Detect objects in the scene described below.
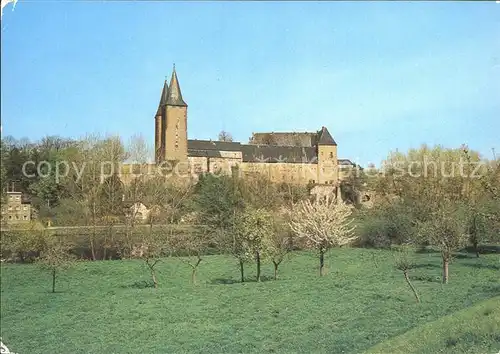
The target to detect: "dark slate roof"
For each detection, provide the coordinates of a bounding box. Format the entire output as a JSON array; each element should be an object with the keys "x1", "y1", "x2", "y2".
[
  {"x1": 241, "y1": 144, "x2": 317, "y2": 164},
  {"x1": 166, "y1": 67, "x2": 187, "y2": 107},
  {"x1": 188, "y1": 149, "x2": 224, "y2": 158},
  {"x1": 188, "y1": 140, "x2": 242, "y2": 152},
  {"x1": 250, "y1": 132, "x2": 317, "y2": 147},
  {"x1": 338, "y1": 159, "x2": 355, "y2": 166},
  {"x1": 317, "y1": 127, "x2": 337, "y2": 146},
  {"x1": 155, "y1": 80, "x2": 168, "y2": 116}
]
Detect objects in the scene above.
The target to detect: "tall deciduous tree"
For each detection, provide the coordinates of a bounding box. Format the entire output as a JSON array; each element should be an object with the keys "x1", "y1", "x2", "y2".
[
  {"x1": 234, "y1": 207, "x2": 274, "y2": 282},
  {"x1": 417, "y1": 202, "x2": 468, "y2": 284},
  {"x1": 194, "y1": 172, "x2": 247, "y2": 281},
  {"x1": 289, "y1": 199, "x2": 356, "y2": 276},
  {"x1": 77, "y1": 134, "x2": 127, "y2": 260}
]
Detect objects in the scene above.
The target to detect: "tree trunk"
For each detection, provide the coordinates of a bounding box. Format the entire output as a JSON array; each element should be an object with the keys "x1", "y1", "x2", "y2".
[
  {"x1": 403, "y1": 270, "x2": 420, "y2": 303},
  {"x1": 256, "y1": 251, "x2": 261, "y2": 282},
  {"x1": 239, "y1": 259, "x2": 245, "y2": 283},
  {"x1": 471, "y1": 215, "x2": 480, "y2": 258},
  {"x1": 473, "y1": 239, "x2": 480, "y2": 258},
  {"x1": 442, "y1": 256, "x2": 449, "y2": 284},
  {"x1": 191, "y1": 268, "x2": 197, "y2": 284},
  {"x1": 91, "y1": 201, "x2": 97, "y2": 261},
  {"x1": 191, "y1": 257, "x2": 202, "y2": 284},
  {"x1": 52, "y1": 268, "x2": 56, "y2": 293},
  {"x1": 90, "y1": 233, "x2": 96, "y2": 261},
  {"x1": 103, "y1": 232, "x2": 108, "y2": 261},
  {"x1": 319, "y1": 249, "x2": 325, "y2": 276},
  {"x1": 273, "y1": 261, "x2": 279, "y2": 280},
  {"x1": 151, "y1": 269, "x2": 158, "y2": 288}
]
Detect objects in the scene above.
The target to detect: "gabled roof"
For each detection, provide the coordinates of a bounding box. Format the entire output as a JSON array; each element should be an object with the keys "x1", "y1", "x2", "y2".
[
  {"x1": 317, "y1": 126, "x2": 337, "y2": 146},
  {"x1": 250, "y1": 132, "x2": 318, "y2": 147},
  {"x1": 166, "y1": 66, "x2": 187, "y2": 107},
  {"x1": 241, "y1": 144, "x2": 317, "y2": 164},
  {"x1": 188, "y1": 139, "x2": 241, "y2": 152}
]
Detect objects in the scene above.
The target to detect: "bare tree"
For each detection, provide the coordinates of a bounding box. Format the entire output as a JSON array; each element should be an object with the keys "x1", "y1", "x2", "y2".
[
  {"x1": 134, "y1": 229, "x2": 164, "y2": 289},
  {"x1": 123, "y1": 134, "x2": 152, "y2": 257},
  {"x1": 418, "y1": 203, "x2": 468, "y2": 284},
  {"x1": 169, "y1": 231, "x2": 209, "y2": 284},
  {"x1": 218, "y1": 130, "x2": 233, "y2": 142},
  {"x1": 37, "y1": 234, "x2": 75, "y2": 293},
  {"x1": 289, "y1": 199, "x2": 356, "y2": 276},
  {"x1": 76, "y1": 134, "x2": 127, "y2": 260},
  {"x1": 393, "y1": 245, "x2": 420, "y2": 303},
  {"x1": 268, "y1": 211, "x2": 294, "y2": 280}
]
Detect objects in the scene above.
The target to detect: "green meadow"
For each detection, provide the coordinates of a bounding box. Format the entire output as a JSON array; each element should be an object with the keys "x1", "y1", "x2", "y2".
[{"x1": 1, "y1": 248, "x2": 499, "y2": 354}]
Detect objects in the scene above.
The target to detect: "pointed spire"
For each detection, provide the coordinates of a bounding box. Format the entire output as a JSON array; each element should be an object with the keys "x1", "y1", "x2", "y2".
[
  {"x1": 317, "y1": 126, "x2": 337, "y2": 146},
  {"x1": 166, "y1": 64, "x2": 187, "y2": 107},
  {"x1": 155, "y1": 80, "x2": 168, "y2": 116}
]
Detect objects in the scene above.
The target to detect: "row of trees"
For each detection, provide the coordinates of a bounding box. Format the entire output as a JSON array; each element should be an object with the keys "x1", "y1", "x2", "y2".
[
  {"x1": 2, "y1": 172, "x2": 357, "y2": 291},
  {"x1": 2, "y1": 134, "x2": 499, "y2": 289},
  {"x1": 357, "y1": 145, "x2": 500, "y2": 284}
]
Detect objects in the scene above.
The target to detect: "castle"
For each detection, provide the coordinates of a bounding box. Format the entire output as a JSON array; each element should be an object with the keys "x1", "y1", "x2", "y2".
[{"x1": 125, "y1": 67, "x2": 358, "y2": 198}]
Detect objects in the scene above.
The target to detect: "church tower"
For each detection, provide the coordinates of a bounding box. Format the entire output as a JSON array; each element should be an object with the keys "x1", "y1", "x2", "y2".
[
  {"x1": 154, "y1": 80, "x2": 168, "y2": 163},
  {"x1": 316, "y1": 126, "x2": 338, "y2": 185},
  {"x1": 154, "y1": 66, "x2": 188, "y2": 166}
]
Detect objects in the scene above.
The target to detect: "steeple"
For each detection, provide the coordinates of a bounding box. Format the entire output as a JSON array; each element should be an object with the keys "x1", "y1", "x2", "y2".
[
  {"x1": 166, "y1": 64, "x2": 187, "y2": 107},
  {"x1": 155, "y1": 80, "x2": 168, "y2": 116}
]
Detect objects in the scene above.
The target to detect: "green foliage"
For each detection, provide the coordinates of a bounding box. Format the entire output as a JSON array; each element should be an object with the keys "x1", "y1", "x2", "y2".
[
  {"x1": 340, "y1": 167, "x2": 368, "y2": 207},
  {"x1": 357, "y1": 201, "x2": 415, "y2": 248},
  {"x1": 1, "y1": 222, "x2": 47, "y2": 262},
  {"x1": 234, "y1": 207, "x2": 274, "y2": 258},
  {"x1": 194, "y1": 173, "x2": 243, "y2": 230}
]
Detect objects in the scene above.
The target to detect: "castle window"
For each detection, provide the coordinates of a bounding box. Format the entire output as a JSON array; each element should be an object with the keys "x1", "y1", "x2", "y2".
[{"x1": 330, "y1": 152, "x2": 333, "y2": 158}]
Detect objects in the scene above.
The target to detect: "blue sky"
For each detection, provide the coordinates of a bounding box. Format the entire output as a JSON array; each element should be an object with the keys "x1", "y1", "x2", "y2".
[{"x1": 1, "y1": 1, "x2": 499, "y2": 166}]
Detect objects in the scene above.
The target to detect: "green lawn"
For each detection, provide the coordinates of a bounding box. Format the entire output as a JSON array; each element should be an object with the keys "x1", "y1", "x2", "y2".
[
  {"x1": 1, "y1": 248, "x2": 499, "y2": 353},
  {"x1": 366, "y1": 295, "x2": 500, "y2": 354}
]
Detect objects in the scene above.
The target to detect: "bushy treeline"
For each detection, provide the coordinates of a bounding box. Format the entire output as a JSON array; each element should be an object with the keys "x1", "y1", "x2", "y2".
[
  {"x1": 356, "y1": 145, "x2": 500, "y2": 283},
  {"x1": 1, "y1": 135, "x2": 499, "y2": 286}
]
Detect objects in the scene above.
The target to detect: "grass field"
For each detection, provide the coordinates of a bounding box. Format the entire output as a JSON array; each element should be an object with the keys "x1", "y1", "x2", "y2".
[{"x1": 1, "y1": 248, "x2": 499, "y2": 353}]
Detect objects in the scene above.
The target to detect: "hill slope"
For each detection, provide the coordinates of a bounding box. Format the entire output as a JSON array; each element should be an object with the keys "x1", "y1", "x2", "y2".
[{"x1": 366, "y1": 296, "x2": 500, "y2": 354}]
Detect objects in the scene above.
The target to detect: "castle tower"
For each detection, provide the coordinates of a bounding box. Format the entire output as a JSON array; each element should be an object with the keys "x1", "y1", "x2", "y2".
[
  {"x1": 316, "y1": 126, "x2": 338, "y2": 185},
  {"x1": 154, "y1": 80, "x2": 168, "y2": 163},
  {"x1": 164, "y1": 65, "x2": 188, "y2": 166}
]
